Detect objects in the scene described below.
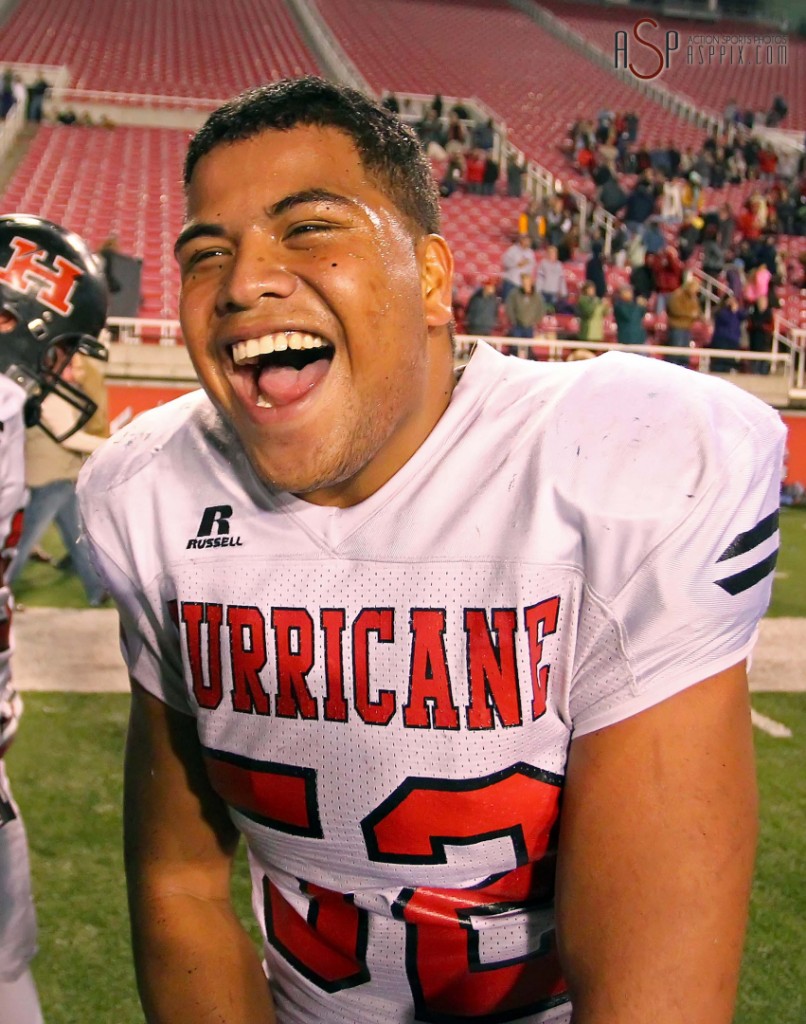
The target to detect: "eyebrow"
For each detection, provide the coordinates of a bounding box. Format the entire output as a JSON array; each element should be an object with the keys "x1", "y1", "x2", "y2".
[{"x1": 174, "y1": 189, "x2": 359, "y2": 256}]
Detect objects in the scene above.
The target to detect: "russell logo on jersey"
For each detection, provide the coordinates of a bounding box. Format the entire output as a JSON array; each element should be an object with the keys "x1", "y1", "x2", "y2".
[{"x1": 186, "y1": 505, "x2": 244, "y2": 550}]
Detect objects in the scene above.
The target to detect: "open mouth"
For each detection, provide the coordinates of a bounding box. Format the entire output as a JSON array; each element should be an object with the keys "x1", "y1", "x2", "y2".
[{"x1": 230, "y1": 331, "x2": 334, "y2": 409}]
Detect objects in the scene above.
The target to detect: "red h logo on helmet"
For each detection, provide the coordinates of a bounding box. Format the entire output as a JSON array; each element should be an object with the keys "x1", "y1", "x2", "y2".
[{"x1": 0, "y1": 236, "x2": 84, "y2": 316}]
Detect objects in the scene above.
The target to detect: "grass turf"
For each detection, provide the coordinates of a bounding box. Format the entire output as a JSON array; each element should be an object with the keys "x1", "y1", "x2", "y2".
[{"x1": 4, "y1": 691, "x2": 804, "y2": 1024}]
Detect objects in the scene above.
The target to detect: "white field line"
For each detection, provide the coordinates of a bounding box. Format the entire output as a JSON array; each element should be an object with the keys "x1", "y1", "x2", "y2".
[{"x1": 750, "y1": 708, "x2": 793, "y2": 739}]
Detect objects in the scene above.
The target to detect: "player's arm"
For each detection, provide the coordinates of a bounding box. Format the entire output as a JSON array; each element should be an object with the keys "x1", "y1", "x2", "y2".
[
  {"x1": 554, "y1": 661, "x2": 757, "y2": 1024},
  {"x1": 124, "y1": 680, "x2": 276, "y2": 1024}
]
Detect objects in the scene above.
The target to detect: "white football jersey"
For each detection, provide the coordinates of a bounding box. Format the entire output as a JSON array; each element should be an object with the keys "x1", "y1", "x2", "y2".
[
  {"x1": 78, "y1": 343, "x2": 785, "y2": 1023},
  {"x1": 0, "y1": 375, "x2": 26, "y2": 753}
]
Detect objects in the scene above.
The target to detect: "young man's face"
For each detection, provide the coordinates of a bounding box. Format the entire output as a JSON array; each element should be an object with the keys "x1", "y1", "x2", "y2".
[{"x1": 177, "y1": 124, "x2": 453, "y2": 507}]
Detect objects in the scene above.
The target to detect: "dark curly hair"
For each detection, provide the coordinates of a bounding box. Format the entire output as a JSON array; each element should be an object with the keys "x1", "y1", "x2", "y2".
[{"x1": 184, "y1": 77, "x2": 441, "y2": 236}]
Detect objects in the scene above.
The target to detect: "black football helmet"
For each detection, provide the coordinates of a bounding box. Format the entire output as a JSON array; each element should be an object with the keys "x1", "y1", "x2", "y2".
[{"x1": 0, "y1": 214, "x2": 108, "y2": 441}]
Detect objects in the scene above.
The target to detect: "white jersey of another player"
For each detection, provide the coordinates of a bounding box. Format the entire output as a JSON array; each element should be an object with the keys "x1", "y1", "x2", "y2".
[
  {"x1": 0, "y1": 373, "x2": 26, "y2": 755},
  {"x1": 0, "y1": 372, "x2": 38, "y2": 997},
  {"x1": 79, "y1": 343, "x2": 785, "y2": 1023}
]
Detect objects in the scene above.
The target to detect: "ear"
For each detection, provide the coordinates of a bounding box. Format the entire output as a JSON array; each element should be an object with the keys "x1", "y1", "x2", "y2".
[{"x1": 418, "y1": 234, "x2": 454, "y2": 328}]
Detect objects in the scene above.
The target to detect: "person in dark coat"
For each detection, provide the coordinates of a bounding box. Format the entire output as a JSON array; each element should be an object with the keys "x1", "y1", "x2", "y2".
[
  {"x1": 585, "y1": 242, "x2": 607, "y2": 299},
  {"x1": 710, "y1": 295, "x2": 746, "y2": 372},
  {"x1": 613, "y1": 286, "x2": 647, "y2": 345},
  {"x1": 746, "y1": 295, "x2": 775, "y2": 374},
  {"x1": 465, "y1": 279, "x2": 501, "y2": 336}
]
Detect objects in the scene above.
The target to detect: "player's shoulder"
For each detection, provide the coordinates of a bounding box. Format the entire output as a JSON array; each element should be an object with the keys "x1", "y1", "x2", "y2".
[
  {"x1": 0, "y1": 373, "x2": 26, "y2": 423},
  {"x1": 493, "y1": 347, "x2": 783, "y2": 450},
  {"x1": 477, "y1": 346, "x2": 784, "y2": 520},
  {"x1": 78, "y1": 388, "x2": 221, "y2": 496}
]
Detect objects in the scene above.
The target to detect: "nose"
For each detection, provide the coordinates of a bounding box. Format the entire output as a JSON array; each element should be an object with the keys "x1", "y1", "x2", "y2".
[{"x1": 215, "y1": 233, "x2": 297, "y2": 315}]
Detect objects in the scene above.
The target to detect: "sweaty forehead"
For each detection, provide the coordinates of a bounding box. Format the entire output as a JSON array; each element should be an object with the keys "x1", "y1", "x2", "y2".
[{"x1": 186, "y1": 125, "x2": 385, "y2": 216}]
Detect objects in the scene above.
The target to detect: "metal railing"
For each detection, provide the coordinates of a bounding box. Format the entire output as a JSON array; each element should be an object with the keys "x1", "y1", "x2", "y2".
[
  {"x1": 773, "y1": 315, "x2": 806, "y2": 393},
  {"x1": 456, "y1": 333, "x2": 791, "y2": 376}
]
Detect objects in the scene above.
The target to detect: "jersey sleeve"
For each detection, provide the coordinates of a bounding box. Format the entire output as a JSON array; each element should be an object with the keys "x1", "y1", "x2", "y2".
[
  {"x1": 82, "y1": 530, "x2": 190, "y2": 715},
  {"x1": 77, "y1": 435, "x2": 192, "y2": 716},
  {"x1": 568, "y1": 392, "x2": 786, "y2": 738},
  {"x1": 0, "y1": 390, "x2": 27, "y2": 749}
]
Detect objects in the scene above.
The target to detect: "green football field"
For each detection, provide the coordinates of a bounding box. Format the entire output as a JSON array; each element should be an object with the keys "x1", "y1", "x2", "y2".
[{"x1": 6, "y1": 509, "x2": 806, "y2": 1023}]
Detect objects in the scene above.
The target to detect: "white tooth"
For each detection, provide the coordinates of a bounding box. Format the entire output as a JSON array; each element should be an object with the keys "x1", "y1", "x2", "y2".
[
  {"x1": 256, "y1": 394, "x2": 274, "y2": 408},
  {"x1": 247, "y1": 338, "x2": 262, "y2": 359},
  {"x1": 287, "y1": 332, "x2": 303, "y2": 350},
  {"x1": 273, "y1": 334, "x2": 288, "y2": 352},
  {"x1": 310, "y1": 336, "x2": 325, "y2": 349},
  {"x1": 301, "y1": 333, "x2": 315, "y2": 349}
]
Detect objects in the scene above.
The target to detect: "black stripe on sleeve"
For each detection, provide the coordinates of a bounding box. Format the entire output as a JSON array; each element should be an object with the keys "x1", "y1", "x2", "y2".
[
  {"x1": 715, "y1": 549, "x2": 779, "y2": 596},
  {"x1": 717, "y1": 510, "x2": 779, "y2": 563}
]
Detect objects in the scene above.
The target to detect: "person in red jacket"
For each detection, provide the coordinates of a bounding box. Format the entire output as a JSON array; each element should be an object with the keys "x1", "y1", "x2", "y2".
[{"x1": 648, "y1": 245, "x2": 684, "y2": 315}]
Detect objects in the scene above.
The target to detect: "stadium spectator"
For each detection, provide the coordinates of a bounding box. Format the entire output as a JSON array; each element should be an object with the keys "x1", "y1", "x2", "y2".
[
  {"x1": 702, "y1": 231, "x2": 726, "y2": 280},
  {"x1": 648, "y1": 245, "x2": 684, "y2": 315},
  {"x1": 472, "y1": 117, "x2": 494, "y2": 153},
  {"x1": 535, "y1": 245, "x2": 568, "y2": 309},
  {"x1": 613, "y1": 285, "x2": 647, "y2": 346},
  {"x1": 464, "y1": 279, "x2": 500, "y2": 336},
  {"x1": 518, "y1": 198, "x2": 545, "y2": 249},
  {"x1": 438, "y1": 151, "x2": 465, "y2": 197},
  {"x1": 481, "y1": 153, "x2": 499, "y2": 195},
  {"x1": 630, "y1": 255, "x2": 655, "y2": 303},
  {"x1": 597, "y1": 175, "x2": 627, "y2": 218},
  {"x1": 584, "y1": 241, "x2": 607, "y2": 298},
  {"x1": 709, "y1": 295, "x2": 746, "y2": 373},
  {"x1": 505, "y1": 272, "x2": 545, "y2": 338},
  {"x1": 0, "y1": 70, "x2": 13, "y2": 119},
  {"x1": 660, "y1": 178, "x2": 683, "y2": 223},
  {"x1": 747, "y1": 296, "x2": 775, "y2": 374},
  {"x1": 505, "y1": 153, "x2": 523, "y2": 197},
  {"x1": 500, "y1": 233, "x2": 536, "y2": 299},
  {"x1": 716, "y1": 203, "x2": 736, "y2": 250},
  {"x1": 744, "y1": 264, "x2": 772, "y2": 305},
  {"x1": 576, "y1": 282, "x2": 608, "y2": 342},
  {"x1": 25, "y1": 74, "x2": 49, "y2": 122},
  {"x1": 665, "y1": 277, "x2": 702, "y2": 365},
  {"x1": 445, "y1": 110, "x2": 466, "y2": 154},
  {"x1": 641, "y1": 217, "x2": 665, "y2": 256},
  {"x1": 381, "y1": 91, "x2": 400, "y2": 114},
  {"x1": 9, "y1": 356, "x2": 109, "y2": 605},
  {"x1": 464, "y1": 150, "x2": 485, "y2": 194},
  {"x1": 415, "y1": 108, "x2": 446, "y2": 160},
  {"x1": 623, "y1": 175, "x2": 656, "y2": 236}
]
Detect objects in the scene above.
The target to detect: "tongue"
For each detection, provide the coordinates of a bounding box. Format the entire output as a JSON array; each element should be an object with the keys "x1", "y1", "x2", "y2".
[{"x1": 257, "y1": 357, "x2": 331, "y2": 407}]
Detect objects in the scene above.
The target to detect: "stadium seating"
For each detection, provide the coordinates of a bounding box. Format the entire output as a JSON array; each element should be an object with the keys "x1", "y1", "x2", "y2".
[
  {"x1": 1, "y1": 124, "x2": 186, "y2": 318},
  {"x1": 0, "y1": 0, "x2": 320, "y2": 98},
  {"x1": 313, "y1": 0, "x2": 704, "y2": 188}
]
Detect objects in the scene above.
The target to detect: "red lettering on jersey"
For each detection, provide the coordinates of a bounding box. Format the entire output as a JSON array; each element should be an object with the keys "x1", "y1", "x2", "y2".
[
  {"x1": 352, "y1": 608, "x2": 396, "y2": 725},
  {"x1": 321, "y1": 609, "x2": 348, "y2": 722},
  {"x1": 272, "y1": 608, "x2": 318, "y2": 719},
  {"x1": 0, "y1": 507, "x2": 24, "y2": 579},
  {"x1": 227, "y1": 605, "x2": 270, "y2": 715},
  {"x1": 363, "y1": 766, "x2": 567, "y2": 1019},
  {"x1": 523, "y1": 597, "x2": 560, "y2": 720},
  {"x1": 202, "y1": 749, "x2": 322, "y2": 837},
  {"x1": 263, "y1": 878, "x2": 370, "y2": 992},
  {"x1": 0, "y1": 237, "x2": 83, "y2": 316},
  {"x1": 181, "y1": 601, "x2": 224, "y2": 709},
  {"x1": 404, "y1": 608, "x2": 459, "y2": 729},
  {"x1": 465, "y1": 608, "x2": 521, "y2": 729}
]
